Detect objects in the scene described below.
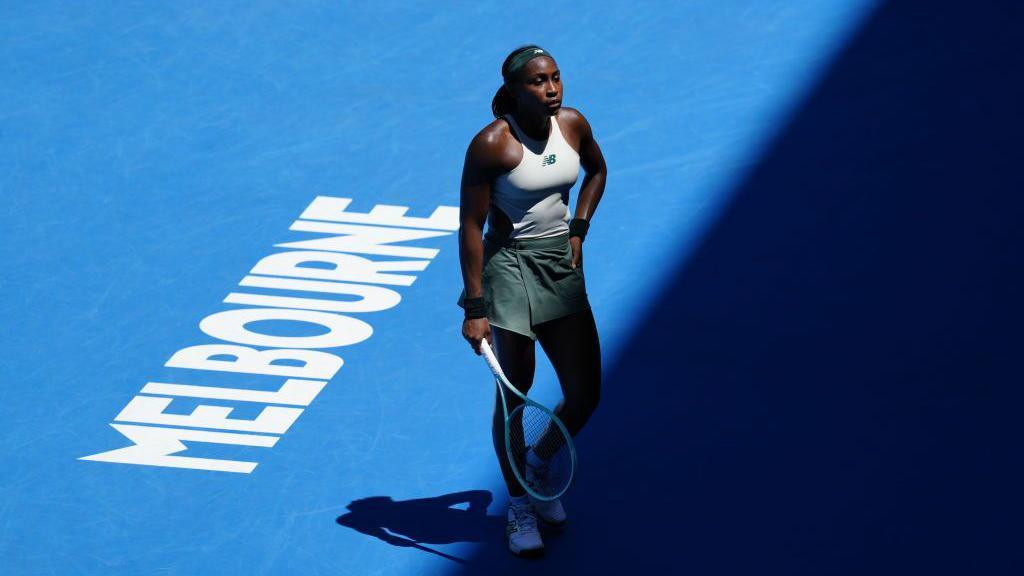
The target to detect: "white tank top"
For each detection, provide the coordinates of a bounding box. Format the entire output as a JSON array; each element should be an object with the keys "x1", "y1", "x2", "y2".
[{"x1": 489, "y1": 112, "x2": 581, "y2": 239}]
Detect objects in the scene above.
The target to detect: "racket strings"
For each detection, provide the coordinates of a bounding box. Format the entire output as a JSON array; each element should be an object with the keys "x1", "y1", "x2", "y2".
[{"x1": 507, "y1": 404, "x2": 573, "y2": 499}]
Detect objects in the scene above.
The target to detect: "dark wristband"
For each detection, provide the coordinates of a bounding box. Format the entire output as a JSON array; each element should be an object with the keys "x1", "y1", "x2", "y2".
[
  {"x1": 569, "y1": 218, "x2": 590, "y2": 241},
  {"x1": 461, "y1": 296, "x2": 487, "y2": 319}
]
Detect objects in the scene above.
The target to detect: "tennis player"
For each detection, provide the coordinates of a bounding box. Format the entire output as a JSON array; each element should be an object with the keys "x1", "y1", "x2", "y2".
[{"x1": 456, "y1": 44, "x2": 606, "y2": 557}]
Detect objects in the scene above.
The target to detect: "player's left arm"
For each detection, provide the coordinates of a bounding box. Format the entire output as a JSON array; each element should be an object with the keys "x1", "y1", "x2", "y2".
[{"x1": 564, "y1": 107, "x2": 607, "y2": 267}]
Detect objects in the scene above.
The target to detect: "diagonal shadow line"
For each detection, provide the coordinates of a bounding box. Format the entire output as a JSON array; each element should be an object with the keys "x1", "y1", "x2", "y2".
[{"x1": 444, "y1": 1, "x2": 1024, "y2": 574}]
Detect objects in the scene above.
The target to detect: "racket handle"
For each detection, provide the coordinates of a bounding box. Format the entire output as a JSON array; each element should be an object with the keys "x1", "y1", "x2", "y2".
[{"x1": 479, "y1": 339, "x2": 505, "y2": 379}]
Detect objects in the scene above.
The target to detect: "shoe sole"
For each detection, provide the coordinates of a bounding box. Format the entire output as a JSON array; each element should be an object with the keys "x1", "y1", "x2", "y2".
[
  {"x1": 508, "y1": 544, "x2": 545, "y2": 559},
  {"x1": 540, "y1": 517, "x2": 567, "y2": 530}
]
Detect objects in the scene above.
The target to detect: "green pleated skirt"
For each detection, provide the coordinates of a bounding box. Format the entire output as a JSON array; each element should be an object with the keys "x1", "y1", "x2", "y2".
[{"x1": 457, "y1": 231, "x2": 591, "y2": 341}]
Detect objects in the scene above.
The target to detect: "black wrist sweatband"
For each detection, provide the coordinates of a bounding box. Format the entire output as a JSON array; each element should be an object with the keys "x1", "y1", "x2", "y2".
[
  {"x1": 461, "y1": 296, "x2": 487, "y2": 319},
  {"x1": 569, "y1": 218, "x2": 590, "y2": 241}
]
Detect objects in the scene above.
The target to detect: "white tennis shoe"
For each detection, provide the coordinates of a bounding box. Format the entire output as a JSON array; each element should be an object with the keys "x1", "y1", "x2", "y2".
[
  {"x1": 528, "y1": 493, "x2": 567, "y2": 528},
  {"x1": 506, "y1": 499, "x2": 544, "y2": 557}
]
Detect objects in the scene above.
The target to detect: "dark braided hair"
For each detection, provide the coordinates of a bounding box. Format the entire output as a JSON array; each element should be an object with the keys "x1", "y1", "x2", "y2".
[{"x1": 491, "y1": 44, "x2": 551, "y2": 118}]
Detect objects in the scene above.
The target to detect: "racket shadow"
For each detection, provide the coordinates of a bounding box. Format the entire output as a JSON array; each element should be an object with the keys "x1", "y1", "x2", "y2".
[{"x1": 335, "y1": 490, "x2": 506, "y2": 562}]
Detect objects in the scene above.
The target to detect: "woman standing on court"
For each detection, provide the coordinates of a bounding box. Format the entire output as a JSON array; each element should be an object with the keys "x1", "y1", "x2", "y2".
[{"x1": 456, "y1": 44, "x2": 607, "y2": 558}]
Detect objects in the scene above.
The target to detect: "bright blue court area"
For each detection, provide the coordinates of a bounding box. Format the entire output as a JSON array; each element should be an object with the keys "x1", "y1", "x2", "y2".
[{"x1": 3, "y1": 1, "x2": 1022, "y2": 574}]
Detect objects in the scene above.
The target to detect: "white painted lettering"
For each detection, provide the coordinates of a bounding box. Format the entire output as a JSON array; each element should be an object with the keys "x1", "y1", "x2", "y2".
[
  {"x1": 250, "y1": 250, "x2": 428, "y2": 286},
  {"x1": 115, "y1": 396, "x2": 303, "y2": 434},
  {"x1": 140, "y1": 378, "x2": 326, "y2": 406},
  {"x1": 198, "y1": 308, "x2": 373, "y2": 349},
  {"x1": 299, "y1": 196, "x2": 459, "y2": 231},
  {"x1": 223, "y1": 292, "x2": 395, "y2": 314},
  {"x1": 279, "y1": 220, "x2": 449, "y2": 258},
  {"x1": 166, "y1": 344, "x2": 343, "y2": 380},
  {"x1": 238, "y1": 275, "x2": 401, "y2": 312},
  {"x1": 79, "y1": 424, "x2": 278, "y2": 473},
  {"x1": 84, "y1": 196, "x2": 458, "y2": 473}
]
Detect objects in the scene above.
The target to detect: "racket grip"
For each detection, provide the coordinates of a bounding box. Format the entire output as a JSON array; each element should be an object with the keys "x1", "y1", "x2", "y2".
[{"x1": 479, "y1": 339, "x2": 505, "y2": 378}]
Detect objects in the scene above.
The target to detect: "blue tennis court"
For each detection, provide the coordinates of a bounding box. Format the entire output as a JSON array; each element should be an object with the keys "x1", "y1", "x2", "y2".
[{"x1": 3, "y1": 1, "x2": 1021, "y2": 574}]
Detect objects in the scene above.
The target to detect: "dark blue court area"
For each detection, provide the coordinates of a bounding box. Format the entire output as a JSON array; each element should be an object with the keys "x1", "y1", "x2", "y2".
[{"x1": 2, "y1": 1, "x2": 1021, "y2": 574}]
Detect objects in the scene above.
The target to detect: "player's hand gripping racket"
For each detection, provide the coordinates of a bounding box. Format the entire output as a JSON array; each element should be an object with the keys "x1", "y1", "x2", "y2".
[{"x1": 479, "y1": 338, "x2": 577, "y2": 501}]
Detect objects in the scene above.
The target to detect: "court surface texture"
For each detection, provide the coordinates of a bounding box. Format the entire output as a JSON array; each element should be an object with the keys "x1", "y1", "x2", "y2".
[{"x1": 3, "y1": 1, "x2": 1021, "y2": 574}]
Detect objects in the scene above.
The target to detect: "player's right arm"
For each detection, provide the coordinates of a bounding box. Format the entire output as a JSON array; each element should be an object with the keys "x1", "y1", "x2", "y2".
[{"x1": 459, "y1": 126, "x2": 510, "y2": 354}]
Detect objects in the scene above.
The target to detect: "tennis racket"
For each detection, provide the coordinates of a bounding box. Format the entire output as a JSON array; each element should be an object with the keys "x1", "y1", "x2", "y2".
[{"x1": 479, "y1": 338, "x2": 577, "y2": 501}]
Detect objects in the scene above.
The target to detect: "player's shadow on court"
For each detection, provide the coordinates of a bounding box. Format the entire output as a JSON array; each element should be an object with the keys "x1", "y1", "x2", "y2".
[{"x1": 335, "y1": 490, "x2": 506, "y2": 563}]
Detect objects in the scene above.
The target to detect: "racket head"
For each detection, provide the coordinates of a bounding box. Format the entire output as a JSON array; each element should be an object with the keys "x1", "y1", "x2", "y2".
[
  {"x1": 481, "y1": 339, "x2": 577, "y2": 500},
  {"x1": 503, "y1": 396, "x2": 577, "y2": 501}
]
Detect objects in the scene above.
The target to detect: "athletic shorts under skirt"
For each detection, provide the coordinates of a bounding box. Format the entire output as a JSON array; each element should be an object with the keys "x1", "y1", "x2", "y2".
[{"x1": 457, "y1": 231, "x2": 590, "y2": 341}]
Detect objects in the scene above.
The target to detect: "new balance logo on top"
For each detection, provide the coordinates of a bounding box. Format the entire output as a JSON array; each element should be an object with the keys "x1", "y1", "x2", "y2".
[{"x1": 542, "y1": 154, "x2": 556, "y2": 166}]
